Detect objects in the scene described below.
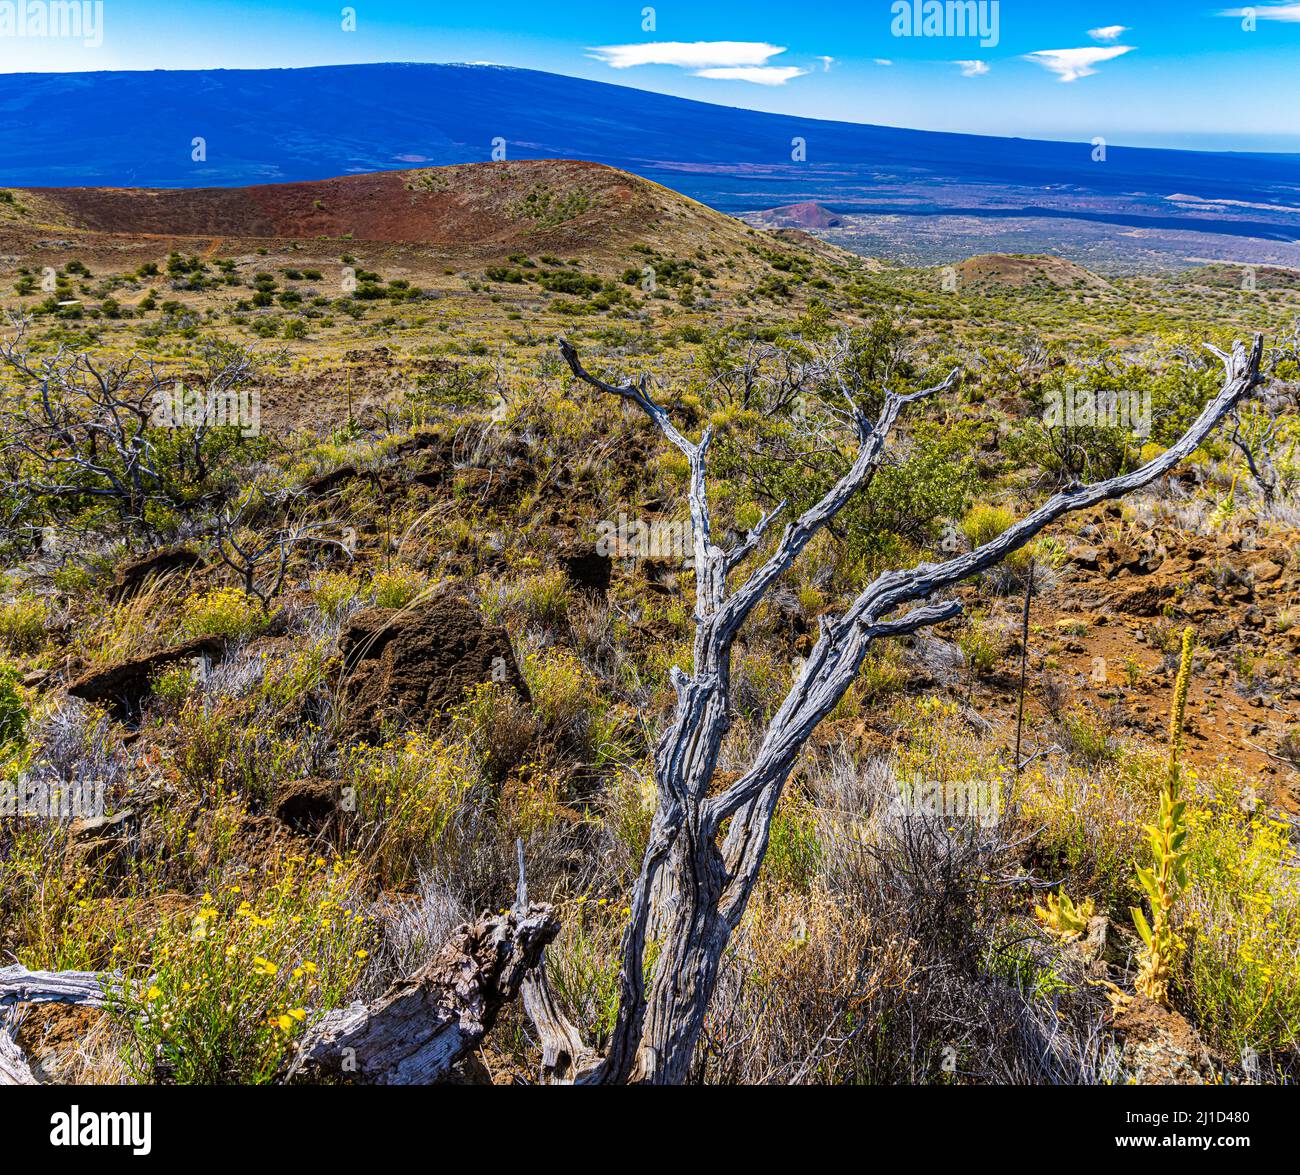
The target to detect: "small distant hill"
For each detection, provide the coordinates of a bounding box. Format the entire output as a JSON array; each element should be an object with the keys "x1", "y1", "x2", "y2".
[
  {"x1": 1, "y1": 160, "x2": 865, "y2": 310},
  {"x1": 13, "y1": 160, "x2": 760, "y2": 258},
  {"x1": 954, "y1": 253, "x2": 1112, "y2": 291},
  {"x1": 1185, "y1": 261, "x2": 1299, "y2": 291},
  {"x1": 753, "y1": 202, "x2": 845, "y2": 230}
]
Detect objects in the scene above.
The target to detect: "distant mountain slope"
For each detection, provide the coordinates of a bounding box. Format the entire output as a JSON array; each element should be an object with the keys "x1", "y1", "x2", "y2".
[{"x1": 2, "y1": 63, "x2": 1299, "y2": 250}]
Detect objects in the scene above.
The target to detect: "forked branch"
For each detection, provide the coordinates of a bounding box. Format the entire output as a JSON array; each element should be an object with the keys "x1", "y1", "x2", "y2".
[{"x1": 532, "y1": 331, "x2": 1265, "y2": 1085}]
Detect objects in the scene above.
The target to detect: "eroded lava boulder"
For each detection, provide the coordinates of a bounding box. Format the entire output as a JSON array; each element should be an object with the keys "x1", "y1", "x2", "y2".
[{"x1": 338, "y1": 595, "x2": 528, "y2": 744}]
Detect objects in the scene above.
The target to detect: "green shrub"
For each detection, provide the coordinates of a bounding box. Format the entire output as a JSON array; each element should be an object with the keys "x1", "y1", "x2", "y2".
[
  {"x1": 341, "y1": 733, "x2": 480, "y2": 887},
  {"x1": 0, "y1": 594, "x2": 49, "y2": 654},
  {"x1": 310, "y1": 570, "x2": 361, "y2": 620},
  {"x1": 371, "y1": 565, "x2": 430, "y2": 610},
  {"x1": 764, "y1": 792, "x2": 822, "y2": 893},
  {"x1": 150, "y1": 662, "x2": 196, "y2": 711},
  {"x1": 957, "y1": 612, "x2": 1006, "y2": 678},
  {"x1": 1059, "y1": 707, "x2": 1118, "y2": 768},
  {"x1": 0, "y1": 661, "x2": 27, "y2": 751},
  {"x1": 960, "y1": 503, "x2": 1014, "y2": 549},
  {"x1": 1180, "y1": 770, "x2": 1300, "y2": 1063}
]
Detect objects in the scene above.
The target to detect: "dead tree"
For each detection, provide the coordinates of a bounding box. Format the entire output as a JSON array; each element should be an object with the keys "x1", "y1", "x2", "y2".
[
  {"x1": 287, "y1": 903, "x2": 556, "y2": 1083},
  {"x1": 525, "y1": 333, "x2": 1266, "y2": 1085},
  {"x1": 212, "y1": 489, "x2": 361, "y2": 613},
  {"x1": 1229, "y1": 387, "x2": 1297, "y2": 505},
  {"x1": 0, "y1": 317, "x2": 162, "y2": 527},
  {"x1": 212, "y1": 498, "x2": 303, "y2": 613},
  {"x1": 181, "y1": 336, "x2": 264, "y2": 483},
  {"x1": 704, "y1": 335, "x2": 823, "y2": 415},
  {"x1": 0, "y1": 314, "x2": 262, "y2": 532},
  {"x1": 1232, "y1": 318, "x2": 1298, "y2": 503}
]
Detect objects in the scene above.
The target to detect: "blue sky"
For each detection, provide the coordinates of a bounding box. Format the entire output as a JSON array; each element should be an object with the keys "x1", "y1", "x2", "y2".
[{"x1": 3, "y1": 1, "x2": 1299, "y2": 149}]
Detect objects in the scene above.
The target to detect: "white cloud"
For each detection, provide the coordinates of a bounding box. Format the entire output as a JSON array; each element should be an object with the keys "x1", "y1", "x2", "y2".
[
  {"x1": 955, "y1": 59, "x2": 989, "y2": 77},
  {"x1": 693, "y1": 66, "x2": 808, "y2": 85},
  {"x1": 1024, "y1": 45, "x2": 1134, "y2": 82},
  {"x1": 587, "y1": 40, "x2": 817, "y2": 85},
  {"x1": 873, "y1": 58, "x2": 894, "y2": 66},
  {"x1": 1219, "y1": 4, "x2": 1300, "y2": 20},
  {"x1": 1088, "y1": 25, "x2": 1129, "y2": 42},
  {"x1": 588, "y1": 41, "x2": 786, "y2": 70}
]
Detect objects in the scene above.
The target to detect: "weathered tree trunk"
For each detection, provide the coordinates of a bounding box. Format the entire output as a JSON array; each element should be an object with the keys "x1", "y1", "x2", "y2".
[
  {"x1": 634, "y1": 839, "x2": 730, "y2": 1083},
  {"x1": 0, "y1": 1028, "x2": 38, "y2": 1085},
  {"x1": 529, "y1": 334, "x2": 1266, "y2": 1085}
]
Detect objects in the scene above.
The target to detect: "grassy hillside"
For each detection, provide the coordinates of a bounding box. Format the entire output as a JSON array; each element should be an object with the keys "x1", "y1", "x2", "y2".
[{"x1": 0, "y1": 163, "x2": 1298, "y2": 1085}]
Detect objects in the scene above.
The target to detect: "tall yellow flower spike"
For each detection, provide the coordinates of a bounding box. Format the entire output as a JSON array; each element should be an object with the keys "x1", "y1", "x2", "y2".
[{"x1": 1132, "y1": 625, "x2": 1196, "y2": 1005}]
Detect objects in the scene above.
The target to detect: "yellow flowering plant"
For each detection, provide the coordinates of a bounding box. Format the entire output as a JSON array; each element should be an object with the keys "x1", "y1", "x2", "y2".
[
  {"x1": 110, "y1": 855, "x2": 374, "y2": 1084},
  {"x1": 1131, "y1": 625, "x2": 1195, "y2": 1005}
]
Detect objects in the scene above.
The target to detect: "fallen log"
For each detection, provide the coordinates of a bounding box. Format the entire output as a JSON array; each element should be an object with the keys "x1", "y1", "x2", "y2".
[
  {"x1": 287, "y1": 903, "x2": 559, "y2": 1084},
  {"x1": 0, "y1": 1026, "x2": 38, "y2": 1085},
  {"x1": 0, "y1": 965, "x2": 119, "y2": 1008},
  {"x1": 0, "y1": 967, "x2": 125, "y2": 1085}
]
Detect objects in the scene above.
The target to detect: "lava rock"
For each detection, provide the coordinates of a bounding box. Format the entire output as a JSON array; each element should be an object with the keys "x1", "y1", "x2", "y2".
[{"x1": 338, "y1": 594, "x2": 529, "y2": 745}]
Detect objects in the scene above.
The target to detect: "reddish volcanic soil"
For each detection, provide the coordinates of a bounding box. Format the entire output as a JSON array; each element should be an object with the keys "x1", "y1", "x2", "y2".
[
  {"x1": 11, "y1": 159, "x2": 743, "y2": 252},
  {"x1": 756, "y1": 202, "x2": 844, "y2": 230}
]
